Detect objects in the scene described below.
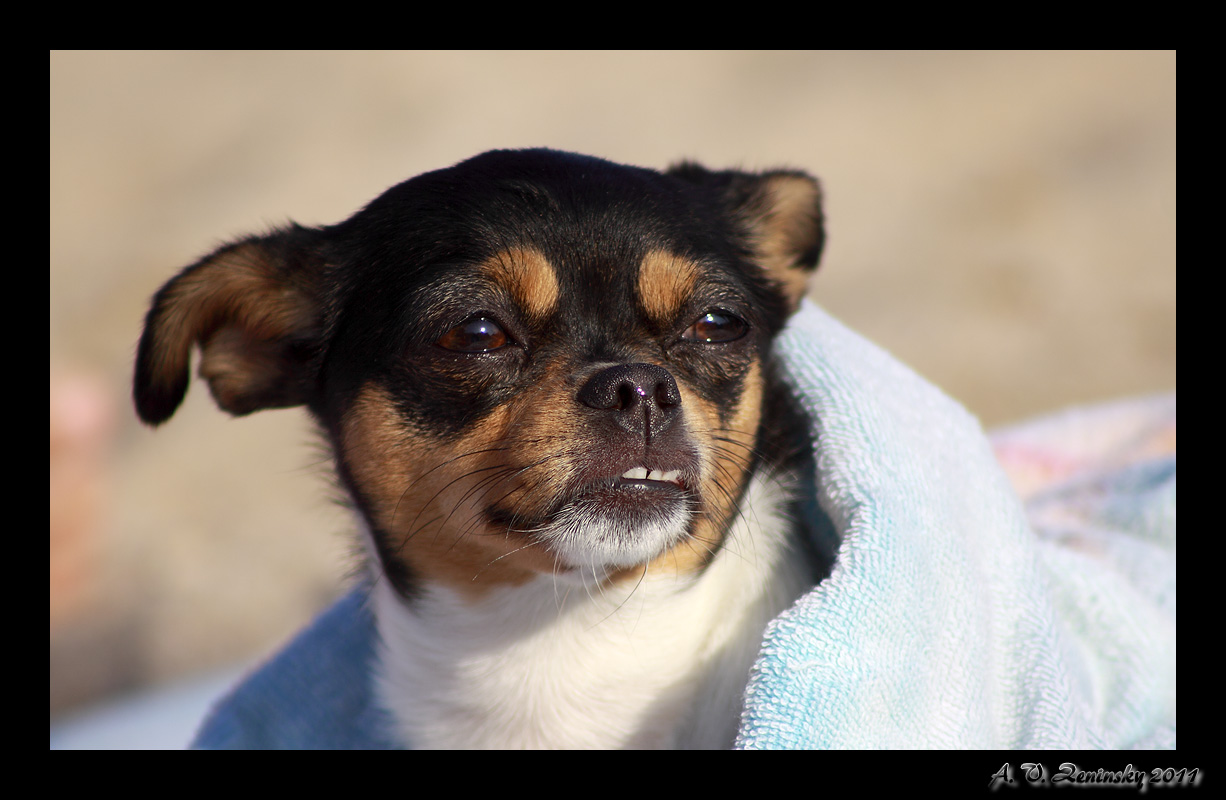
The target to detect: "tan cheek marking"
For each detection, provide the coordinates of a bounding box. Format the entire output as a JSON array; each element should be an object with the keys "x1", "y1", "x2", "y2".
[
  {"x1": 501, "y1": 361, "x2": 588, "y2": 517},
  {"x1": 481, "y1": 248, "x2": 559, "y2": 322},
  {"x1": 341, "y1": 384, "x2": 567, "y2": 599},
  {"x1": 640, "y1": 360, "x2": 765, "y2": 578},
  {"x1": 637, "y1": 250, "x2": 700, "y2": 327}
]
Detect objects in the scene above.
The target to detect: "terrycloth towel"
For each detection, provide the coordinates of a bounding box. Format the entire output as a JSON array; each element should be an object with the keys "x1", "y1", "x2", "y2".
[
  {"x1": 736, "y1": 303, "x2": 1175, "y2": 749},
  {"x1": 193, "y1": 301, "x2": 1176, "y2": 749}
]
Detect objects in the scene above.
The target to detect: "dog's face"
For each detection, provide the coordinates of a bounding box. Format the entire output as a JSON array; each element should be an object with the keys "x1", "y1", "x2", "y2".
[{"x1": 135, "y1": 150, "x2": 823, "y2": 598}]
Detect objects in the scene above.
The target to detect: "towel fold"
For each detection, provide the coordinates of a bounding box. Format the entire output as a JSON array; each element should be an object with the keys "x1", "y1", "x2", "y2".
[{"x1": 193, "y1": 301, "x2": 1176, "y2": 749}]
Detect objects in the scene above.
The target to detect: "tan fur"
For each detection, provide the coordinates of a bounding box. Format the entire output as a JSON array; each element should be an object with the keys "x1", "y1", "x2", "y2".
[
  {"x1": 341, "y1": 367, "x2": 606, "y2": 599},
  {"x1": 341, "y1": 385, "x2": 560, "y2": 599},
  {"x1": 147, "y1": 243, "x2": 321, "y2": 414},
  {"x1": 744, "y1": 174, "x2": 822, "y2": 310},
  {"x1": 637, "y1": 250, "x2": 700, "y2": 325},
  {"x1": 480, "y1": 248, "x2": 560, "y2": 323}
]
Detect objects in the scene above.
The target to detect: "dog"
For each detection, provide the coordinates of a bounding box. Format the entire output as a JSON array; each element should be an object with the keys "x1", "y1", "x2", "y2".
[{"x1": 134, "y1": 149, "x2": 827, "y2": 749}]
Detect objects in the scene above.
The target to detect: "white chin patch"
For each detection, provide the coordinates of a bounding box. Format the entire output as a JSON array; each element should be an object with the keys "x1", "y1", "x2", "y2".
[{"x1": 536, "y1": 498, "x2": 693, "y2": 572}]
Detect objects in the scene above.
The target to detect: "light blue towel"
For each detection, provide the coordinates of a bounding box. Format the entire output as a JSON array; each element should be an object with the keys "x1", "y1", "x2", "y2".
[
  {"x1": 194, "y1": 301, "x2": 1176, "y2": 749},
  {"x1": 737, "y1": 302, "x2": 1175, "y2": 749}
]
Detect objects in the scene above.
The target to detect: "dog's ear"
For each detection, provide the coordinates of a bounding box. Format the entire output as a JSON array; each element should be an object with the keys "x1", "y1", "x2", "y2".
[
  {"x1": 668, "y1": 163, "x2": 824, "y2": 311},
  {"x1": 134, "y1": 225, "x2": 328, "y2": 426}
]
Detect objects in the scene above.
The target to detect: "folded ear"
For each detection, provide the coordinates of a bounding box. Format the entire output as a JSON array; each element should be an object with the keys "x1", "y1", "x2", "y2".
[
  {"x1": 668, "y1": 163, "x2": 825, "y2": 311},
  {"x1": 133, "y1": 225, "x2": 328, "y2": 426}
]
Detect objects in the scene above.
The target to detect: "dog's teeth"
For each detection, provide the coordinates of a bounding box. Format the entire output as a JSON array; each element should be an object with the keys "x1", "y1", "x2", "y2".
[{"x1": 621, "y1": 467, "x2": 682, "y2": 485}]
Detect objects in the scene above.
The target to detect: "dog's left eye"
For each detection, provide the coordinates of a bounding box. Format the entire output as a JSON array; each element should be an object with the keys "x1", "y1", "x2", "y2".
[
  {"x1": 682, "y1": 311, "x2": 748, "y2": 343},
  {"x1": 437, "y1": 317, "x2": 510, "y2": 352}
]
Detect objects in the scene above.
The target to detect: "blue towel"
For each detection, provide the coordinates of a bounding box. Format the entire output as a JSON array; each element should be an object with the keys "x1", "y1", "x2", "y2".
[
  {"x1": 194, "y1": 301, "x2": 1176, "y2": 749},
  {"x1": 737, "y1": 303, "x2": 1175, "y2": 749}
]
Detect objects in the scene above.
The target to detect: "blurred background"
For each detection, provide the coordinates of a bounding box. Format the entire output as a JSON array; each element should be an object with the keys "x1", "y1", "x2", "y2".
[{"x1": 50, "y1": 51, "x2": 1176, "y2": 742}]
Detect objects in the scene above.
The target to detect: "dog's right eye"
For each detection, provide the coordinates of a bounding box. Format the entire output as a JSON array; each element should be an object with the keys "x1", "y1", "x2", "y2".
[
  {"x1": 682, "y1": 310, "x2": 748, "y2": 344},
  {"x1": 437, "y1": 317, "x2": 510, "y2": 352}
]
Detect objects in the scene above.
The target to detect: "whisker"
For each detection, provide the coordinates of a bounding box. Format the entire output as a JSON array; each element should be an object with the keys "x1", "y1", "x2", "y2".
[
  {"x1": 391, "y1": 446, "x2": 514, "y2": 532},
  {"x1": 586, "y1": 563, "x2": 650, "y2": 630}
]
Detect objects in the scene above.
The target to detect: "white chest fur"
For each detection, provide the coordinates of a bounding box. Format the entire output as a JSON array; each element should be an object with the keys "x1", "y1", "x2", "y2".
[{"x1": 372, "y1": 472, "x2": 809, "y2": 749}]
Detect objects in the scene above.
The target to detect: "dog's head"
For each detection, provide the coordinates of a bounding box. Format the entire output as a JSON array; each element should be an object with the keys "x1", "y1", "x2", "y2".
[{"x1": 135, "y1": 149, "x2": 823, "y2": 597}]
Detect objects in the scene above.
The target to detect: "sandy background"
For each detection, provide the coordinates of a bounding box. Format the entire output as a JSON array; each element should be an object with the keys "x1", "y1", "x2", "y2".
[{"x1": 50, "y1": 51, "x2": 1176, "y2": 716}]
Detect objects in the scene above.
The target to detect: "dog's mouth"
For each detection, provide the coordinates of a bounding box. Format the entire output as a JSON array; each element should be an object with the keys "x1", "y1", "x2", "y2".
[
  {"x1": 491, "y1": 465, "x2": 692, "y2": 527},
  {"x1": 573, "y1": 465, "x2": 690, "y2": 514},
  {"x1": 486, "y1": 461, "x2": 699, "y2": 572}
]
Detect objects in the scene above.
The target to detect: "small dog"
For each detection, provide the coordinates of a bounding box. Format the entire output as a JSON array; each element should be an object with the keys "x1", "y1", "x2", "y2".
[{"x1": 135, "y1": 149, "x2": 826, "y2": 749}]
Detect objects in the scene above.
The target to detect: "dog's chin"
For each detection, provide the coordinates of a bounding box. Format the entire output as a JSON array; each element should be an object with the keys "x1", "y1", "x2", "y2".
[{"x1": 534, "y1": 481, "x2": 694, "y2": 573}]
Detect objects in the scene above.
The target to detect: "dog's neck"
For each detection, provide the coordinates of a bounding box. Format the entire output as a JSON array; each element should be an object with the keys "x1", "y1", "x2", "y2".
[{"x1": 371, "y1": 470, "x2": 808, "y2": 749}]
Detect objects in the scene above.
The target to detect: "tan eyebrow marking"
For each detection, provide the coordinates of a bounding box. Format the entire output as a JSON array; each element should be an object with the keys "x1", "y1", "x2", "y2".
[
  {"x1": 480, "y1": 247, "x2": 560, "y2": 322},
  {"x1": 637, "y1": 250, "x2": 700, "y2": 325}
]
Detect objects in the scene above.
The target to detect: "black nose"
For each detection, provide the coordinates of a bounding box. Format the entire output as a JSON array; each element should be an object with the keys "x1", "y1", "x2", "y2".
[{"x1": 577, "y1": 363, "x2": 681, "y2": 441}]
